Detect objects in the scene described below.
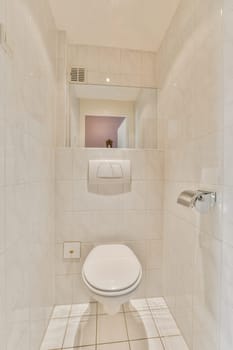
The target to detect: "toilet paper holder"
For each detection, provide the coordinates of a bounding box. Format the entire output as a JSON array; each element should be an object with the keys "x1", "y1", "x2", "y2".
[{"x1": 177, "y1": 189, "x2": 216, "y2": 213}]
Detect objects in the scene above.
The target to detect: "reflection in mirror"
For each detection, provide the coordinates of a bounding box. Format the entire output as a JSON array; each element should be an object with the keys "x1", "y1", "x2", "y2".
[
  {"x1": 68, "y1": 84, "x2": 157, "y2": 149},
  {"x1": 85, "y1": 116, "x2": 127, "y2": 148}
]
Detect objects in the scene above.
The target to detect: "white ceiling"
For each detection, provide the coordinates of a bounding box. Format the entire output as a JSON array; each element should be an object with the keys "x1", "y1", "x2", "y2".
[{"x1": 49, "y1": 0, "x2": 180, "y2": 52}]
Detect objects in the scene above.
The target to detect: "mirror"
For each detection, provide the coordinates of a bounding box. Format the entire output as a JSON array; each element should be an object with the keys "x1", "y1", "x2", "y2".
[{"x1": 68, "y1": 84, "x2": 157, "y2": 149}]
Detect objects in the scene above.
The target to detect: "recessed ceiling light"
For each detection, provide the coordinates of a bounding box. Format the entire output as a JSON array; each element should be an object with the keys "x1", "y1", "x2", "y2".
[{"x1": 106, "y1": 77, "x2": 110, "y2": 83}]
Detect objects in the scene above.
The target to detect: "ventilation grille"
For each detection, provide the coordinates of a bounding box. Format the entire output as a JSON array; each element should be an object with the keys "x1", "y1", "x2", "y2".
[{"x1": 70, "y1": 67, "x2": 86, "y2": 83}]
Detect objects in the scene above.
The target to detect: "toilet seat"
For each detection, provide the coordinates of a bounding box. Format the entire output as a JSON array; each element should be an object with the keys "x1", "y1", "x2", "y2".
[{"x1": 82, "y1": 244, "x2": 142, "y2": 297}]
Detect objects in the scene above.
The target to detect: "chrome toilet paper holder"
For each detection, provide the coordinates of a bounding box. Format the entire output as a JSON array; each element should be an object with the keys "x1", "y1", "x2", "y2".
[{"x1": 177, "y1": 190, "x2": 216, "y2": 213}]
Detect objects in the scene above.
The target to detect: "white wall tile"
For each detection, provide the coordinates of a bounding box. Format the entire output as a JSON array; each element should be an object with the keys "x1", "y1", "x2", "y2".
[
  {"x1": 146, "y1": 240, "x2": 163, "y2": 269},
  {"x1": 55, "y1": 275, "x2": 73, "y2": 305},
  {"x1": 1, "y1": 0, "x2": 60, "y2": 336},
  {"x1": 157, "y1": 0, "x2": 225, "y2": 349},
  {"x1": 55, "y1": 181, "x2": 73, "y2": 212},
  {"x1": 55, "y1": 148, "x2": 164, "y2": 303},
  {"x1": 56, "y1": 149, "x2": 73, "y2": 180},
  {"x1": 72, "y1": 274, "x2": 90, "y2": 304},
  {"x1": 67, "y1": 45, "x2": 157, "y2": 88},
  {"x1": 146, "y1": 269, "x2": 163, "y2": 298}
]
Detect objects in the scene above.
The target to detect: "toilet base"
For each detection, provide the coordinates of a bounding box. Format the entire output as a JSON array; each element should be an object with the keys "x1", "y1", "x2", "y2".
[
  {"x1": 99, "y1": 300, "x2": 121, "y2": 315},
  {"x1": 82, "y1": 281, "x2": 139, "y2": 315}
]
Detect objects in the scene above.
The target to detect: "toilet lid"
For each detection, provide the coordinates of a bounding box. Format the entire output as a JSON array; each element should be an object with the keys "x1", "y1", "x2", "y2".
[{"x1": 83, "y1": 245, "x2": 141, "y2": 292}]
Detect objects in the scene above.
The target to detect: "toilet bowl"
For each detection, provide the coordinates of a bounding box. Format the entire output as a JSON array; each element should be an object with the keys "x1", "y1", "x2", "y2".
[{"x1": 82, "y1": 244, "x2": 142, "y2": 315}]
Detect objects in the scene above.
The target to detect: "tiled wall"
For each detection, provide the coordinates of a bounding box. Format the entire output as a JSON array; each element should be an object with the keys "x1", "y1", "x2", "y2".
[
  {"x1": 221, "y1": 1, "x2": 233, "y2": 349},
  {"x1": 56, "y1": 32, "x2": 69, "y2": 148},
  {"x1": 135, "y1": 89, "x2": 157, "y2": 149},
  {"x1": 56, "y1": 41, "x2": 158, "y2": 147},
  {"x1": 0, "y1": 0, "x2": 57, "y2": 349},
  {"x1": 68, "y1": 45, "x2": 157, "y2": 88},
  {"x1": 157, "y1": 1, "x2": 224, "y2": 350},
  {"x1": 55, "y1": 148, "x2": 163, "y2": 304}
]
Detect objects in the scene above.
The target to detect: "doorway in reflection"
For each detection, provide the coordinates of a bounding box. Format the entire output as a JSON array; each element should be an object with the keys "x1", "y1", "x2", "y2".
[{"x1": 85, "y1": 115, "x2": 127, "y2": 148}]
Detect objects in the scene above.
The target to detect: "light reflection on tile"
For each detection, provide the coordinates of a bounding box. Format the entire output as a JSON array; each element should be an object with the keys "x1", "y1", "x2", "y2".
[
  {"x1": 40, "y1": 299, "x2": 189, "y2": 350},
  {"x1": 123, "y1": 299, "x2": 149, "y2": 313},
  {"x1": 147, "y1": 297, "x2": 167, "y2": 310},
  {"x1": 162, "y1": 335, "x2": 189, "y2": 350},
  {"x1": 63, "y1": 315, "x2": 96, "y2": 348},
  {"x1": 125, "y1": 310, "x2": 159, "y2": 340},
  {"x1": 151, "y1": 308, "x2": 180, "y2": 337},
  {"x1": 40, "y1": 318, "x2": 67, "y2": 350},
  {"x1": 70, "y1": 302, "x2": 97, "y2": 317},
  {"x1": 52, "y1": 305, "x2": 71, "y2": 319}
]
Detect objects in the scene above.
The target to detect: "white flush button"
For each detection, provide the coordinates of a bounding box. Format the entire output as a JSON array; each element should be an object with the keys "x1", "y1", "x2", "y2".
[{"x1": 63, "y1": 242, "x2": 81, "y2": 259}]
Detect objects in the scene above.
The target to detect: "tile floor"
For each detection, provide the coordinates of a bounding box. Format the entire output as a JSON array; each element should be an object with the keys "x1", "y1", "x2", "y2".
[{"x1": 40, "y1": 298, "x2": 189, "y2": 350}]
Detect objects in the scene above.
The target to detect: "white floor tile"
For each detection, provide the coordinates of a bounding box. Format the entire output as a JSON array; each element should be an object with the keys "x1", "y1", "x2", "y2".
[
  {"x1": 147, "y1": 297, "x2": 167, "y2": 310},
  {"x1": 70, "y1": 302, "x2": 97, "y2": 317},
  {"x1": 40, "y1": 318, "x2": 67, "y2": 350},
  {"x1": 97, "y1": 313, "x2": 128, "y2": 344},
  {"x1": 162, "y1": 336, "x2": 189, "y2": 350},
  {"x1": 152, "y1": 309, "x2": 180, "y2": 337},
  {"x1": 97, "y1": 342, "x2": 130, "y2": 350},
  {"x1": 40, "y1": 302, "x2": 190, "y2": 350},
  {"x1": 125, "y1": 310, "x2": 159, "y2": 340},
  {"x1": 130, "y1": 338, "x2": 164, "y2": 350},
  {"x1": 124, "y1": 299, "x2": 149, "y2": 313},
  {"x1": 51, "y1": 304, "x2": 71, "y2": 319},
  {"x1": 63, "y1": 315, "x2": 96, "y2": 348}
]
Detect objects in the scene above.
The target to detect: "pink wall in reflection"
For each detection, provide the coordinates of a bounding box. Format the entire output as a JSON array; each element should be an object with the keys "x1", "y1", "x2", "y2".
[{"x1": 85, "y1": 115, "x2": 125, "y2": 148}]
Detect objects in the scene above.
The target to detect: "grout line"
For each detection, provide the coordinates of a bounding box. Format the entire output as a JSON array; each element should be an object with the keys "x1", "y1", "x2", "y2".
[
  {"x1": 96, "y1": 336, "x2": 161, "y2": 345},
  {"x1": 62, "y1": 340, "x2": 133, "y2": 350},
  {"x1": 147, "y1": 307, "x2": 161, "y2": 338},
  {"x1": 61, "y1": 345, "x2": 96, "y2": 350},
  {"x1": 40, "y1": 303, "x2": 67, "y2": 349},
  {"x1": 40, "y1": 314, "x2": 55, "y2": 349},
  {"x1": 160, "y1": 337, "x2": 166, "y2": 350},
  {"x1": 146, "y1": 298, "x2": 181, "y2": 339},
  {"x1": 67, "y1": 304, "x2": 72, "y2": 318},
  {"x1": 61, "y1": 315, "x2": 70, "y2": 349},
  {"x1": 95, "y1": 303, "x2": 99, "y2": 350},
  {"x1": 50, "y1": 316, "x2": 71, "y2": 320},
  {"x1": 96, "y1": 340, "x2": 132, "y2": 345},
  {"x1": 129, "y1": 338, "x2": 166, "y2": 349},
  {"x1": 122, "y1": 307, "x2": 131, "y2": 350},
  {"x1": 55, "y1": 336, "x2": 174, "y2": 350},
  {"x1": 45, "y1": 300, "x2": 189, "y2": 350},
  {"x1": 97, "y1": 310, "x2": 125, "y2": 316},
  {"x1": 62, "y1": 340, "x2": 96, "y2": 349}
]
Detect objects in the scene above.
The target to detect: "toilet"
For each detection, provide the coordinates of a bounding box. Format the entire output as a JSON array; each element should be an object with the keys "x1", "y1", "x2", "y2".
[{"x1": 82, "y1": 244, "x2": 142, "y2": 315}]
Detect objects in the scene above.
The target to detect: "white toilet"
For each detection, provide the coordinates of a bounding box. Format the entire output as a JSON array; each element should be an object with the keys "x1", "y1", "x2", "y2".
[{"x1": 82, "y1": 244, "x2": 142, "y2": 315}]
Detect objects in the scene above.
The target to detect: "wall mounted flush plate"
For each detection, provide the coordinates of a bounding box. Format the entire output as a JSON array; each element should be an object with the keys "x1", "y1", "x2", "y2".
[{"x1": 63, "y1": 241, "x2": 81, "y2": 259}]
